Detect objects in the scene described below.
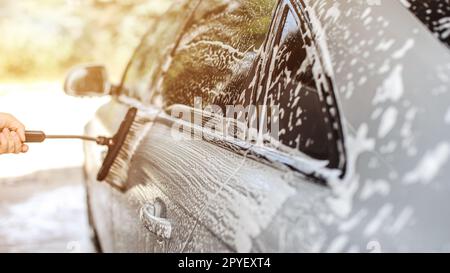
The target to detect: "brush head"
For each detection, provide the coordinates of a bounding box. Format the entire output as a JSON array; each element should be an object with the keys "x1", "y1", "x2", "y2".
[
  {"x1": 97, "y1": 107, "x2": 137, "y2": 183},
  {"x1": 96, "y1": 106, "x2": 153, "y2": 191}
]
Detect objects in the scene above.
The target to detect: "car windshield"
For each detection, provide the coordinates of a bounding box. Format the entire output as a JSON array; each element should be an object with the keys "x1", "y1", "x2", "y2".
[{"x1": 402, "y1": 0, "x2": 450, "y2": 48}]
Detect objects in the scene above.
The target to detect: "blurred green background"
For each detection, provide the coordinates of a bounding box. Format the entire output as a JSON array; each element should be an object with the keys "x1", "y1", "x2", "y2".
[
  {"x1": 0, "y1": 0, "x2": 173, "y2": 83},
  {"x1": 0, "y1": 0, "x2": 174, "y2": 252}
]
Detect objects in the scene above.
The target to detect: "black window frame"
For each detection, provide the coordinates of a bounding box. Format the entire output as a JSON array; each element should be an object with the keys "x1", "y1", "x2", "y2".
[{"x1": 249, "y1": 0, "x2": 347, "y2": 178}]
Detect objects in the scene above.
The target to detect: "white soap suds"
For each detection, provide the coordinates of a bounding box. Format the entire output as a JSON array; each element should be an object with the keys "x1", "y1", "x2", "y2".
[
  {"x1": 338, "y1": 210, "x2": 368, "y2": 233},
  {"x1": 326, "y1": 235, "x2": 349, "y2": 253},
  {"x1": 445, "y1": 107, "x2": 450, "y2": 124},
  {"x1": 388, "y1": 206, "x2": 414, "y2": 234},
  {"x1": 378, "y1": 107, "x2": 398, "y2": 138},
  {"x1": 375, "y1": 39, "x2": 395, "y2": 51},
  {"x1": 327, "y1": 124, "x2": 376, "y2": 218},
  {"x1": 363, "y1": 204, "x2": 393, "y2": 237},
  {"x1": 399, "y1": 0, "x2": 411, "y2": 8},
  {"x1": 373, "y1": 65, "x2": 404, "y2": 104},
  {"x1": 404, "y1": 142, "x2": 450, "y2": 184},
  {"x1": 392, "y1": 39, "x2": 415, "y2": 59},
  {"x1": 360, "y1": 179, "x2": 390, "y2": 200}
]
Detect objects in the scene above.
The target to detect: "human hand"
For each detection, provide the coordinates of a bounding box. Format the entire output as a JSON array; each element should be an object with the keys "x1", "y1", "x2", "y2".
[{"x1": 0, "y1": 113, "x2": 28, "y2": 154}]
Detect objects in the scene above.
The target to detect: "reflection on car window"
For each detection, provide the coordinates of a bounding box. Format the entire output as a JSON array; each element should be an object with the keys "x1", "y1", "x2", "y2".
[
  {"x1": 258, "y1": 7, "x2": 343, "y2": 169},
  {"x1": 121, "y1": 1, "x2": 198, "y2": 101},
  {"x1": 403, "y1": 0, "x2": 450, "y2": 48},
  {"x1": 160, "y1": 0, "x2": 277, "y2": 109}
]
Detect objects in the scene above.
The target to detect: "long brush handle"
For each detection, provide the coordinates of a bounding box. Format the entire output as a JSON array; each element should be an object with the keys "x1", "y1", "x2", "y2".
[
  {"x1": 46, "y1": 134, "x2": 98, "y2": 142},
  {"x1": 25, "y1": 131, "x2": 47, "y2": 143},
  {"x1": 24, "y1": 130, "x2": 110, "y2": 145}
]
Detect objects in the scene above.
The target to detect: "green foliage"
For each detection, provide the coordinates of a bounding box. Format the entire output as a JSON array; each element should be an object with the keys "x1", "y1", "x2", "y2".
[{"x1": 0, "y1": 0, "x2": 171, "y2": 81}]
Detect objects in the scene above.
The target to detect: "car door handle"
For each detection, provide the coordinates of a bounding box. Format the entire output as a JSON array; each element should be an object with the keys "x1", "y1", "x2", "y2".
[{"x1": 139, "y1": 203, "x2": 172, "y2": 240}]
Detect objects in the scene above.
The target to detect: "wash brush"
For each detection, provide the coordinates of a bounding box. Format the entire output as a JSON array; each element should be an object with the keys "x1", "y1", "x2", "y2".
[{"x1": 24, "y1": 107, "x2": 150, "y2": 191}]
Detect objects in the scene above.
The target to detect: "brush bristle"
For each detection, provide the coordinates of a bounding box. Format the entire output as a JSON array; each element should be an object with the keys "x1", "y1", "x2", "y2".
[{"x1": 103, "y1": 112, "x2": 152, "y2": 189}]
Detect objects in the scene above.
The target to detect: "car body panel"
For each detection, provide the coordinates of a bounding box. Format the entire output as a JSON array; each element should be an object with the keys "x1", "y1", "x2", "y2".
[
  {"x1": 83, "y1": 0, "x2": 450, "y2": 252},
  {"x1": 83, "y1": 102, "x2": 126, "y2": 252},
  {"x1": 301, "y1": 0, "x2": 450, "y2": 251}
]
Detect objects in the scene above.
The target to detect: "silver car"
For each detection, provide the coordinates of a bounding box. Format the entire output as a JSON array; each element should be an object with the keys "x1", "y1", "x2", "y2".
[{"x1": 64, "y1": 0, "x2": 450, "y2": 252}]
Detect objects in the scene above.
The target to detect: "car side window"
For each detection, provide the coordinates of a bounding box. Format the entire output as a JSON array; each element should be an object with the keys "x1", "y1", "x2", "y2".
[
  {"x1": 120, "y1": 1, "x2": 198, "y2": 101},
  {"x1": 159, "y1": 0, "x2": 277, "y2": 109},
  {"x1": 257, "y1": 4, "x2": 345, "y2": 170}
]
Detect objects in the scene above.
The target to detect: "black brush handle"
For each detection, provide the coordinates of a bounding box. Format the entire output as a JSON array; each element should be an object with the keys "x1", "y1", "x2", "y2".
[
  {"x1": 25, "y1": 131, "x2": 46, "y2": 143},
  {"x1": 25, "y1": 130, "x2": 110, "y2": 145}
]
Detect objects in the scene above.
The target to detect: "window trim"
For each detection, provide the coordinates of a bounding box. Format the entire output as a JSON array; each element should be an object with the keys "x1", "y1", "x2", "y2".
[
  {"x1": 157, "y1": 104, "x2": 331, "y2": 184},
  {"x1": 249, "y1": 0, "x2": 347, "y2": 179},
  {"x1": 292, "y1": 0, "x2": 347, "y2": 176}
]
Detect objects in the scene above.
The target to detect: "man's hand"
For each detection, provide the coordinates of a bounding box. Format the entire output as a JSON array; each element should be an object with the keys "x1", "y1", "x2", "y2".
[{"x1": 0, "y1": 113, "x2": 28, "y2": 154}]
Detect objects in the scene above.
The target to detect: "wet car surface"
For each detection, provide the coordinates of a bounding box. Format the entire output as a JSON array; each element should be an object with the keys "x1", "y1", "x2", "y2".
[{"x1": 72, "y1": 0, "x2": 450, "y2": 252}]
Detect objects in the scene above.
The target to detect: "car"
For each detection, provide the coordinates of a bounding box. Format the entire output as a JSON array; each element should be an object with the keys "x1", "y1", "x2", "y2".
[{"x1": 64, "y1": 0, "x2": 450, "y2": 252}]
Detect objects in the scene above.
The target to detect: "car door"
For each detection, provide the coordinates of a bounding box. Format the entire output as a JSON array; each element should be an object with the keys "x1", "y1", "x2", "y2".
[
  {"x1": 111, "y1": 1, "x2": 213, "y2": 252},
  {"x1": 107, "y1": 0, "x2": 282, "y2": 252},
  {"x1": 145, "y1": 0, "x2": 289, "y2": 252},
  {"x1": 83, "y1": 0, "x2": 202, "y2": 252},
  {"x1": 106, "y1": 1, "x2": 273, "y2": 252},
  {"x1": 172, "y1": 0, "x2": 347, "y2": 252},
  {"x1": 94, "y1": 0, "x2": 345, "y2": 252},
  {"x1": 130, "y1": 0, "x2": 345, "y2": 252}
]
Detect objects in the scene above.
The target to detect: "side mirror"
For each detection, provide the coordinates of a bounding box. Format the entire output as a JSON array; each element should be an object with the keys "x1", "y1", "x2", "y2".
[{"x1": 64, "y1": 65, "x2": 111, "y2": 97}]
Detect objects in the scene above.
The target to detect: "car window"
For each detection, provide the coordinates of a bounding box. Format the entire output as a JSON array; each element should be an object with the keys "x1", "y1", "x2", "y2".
[
  {"x1": 403, "y1": 0, "x2": 450, "y2": 48},
  {"x1": 120, "y1": 0, "x2": 199, "y2": 101},
  {"x1": 159, "y1": 0, "x2": 277, "y2": 109},
  {"x1": 257, "y1": 5, "x2": 344, "y2": 170}
]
